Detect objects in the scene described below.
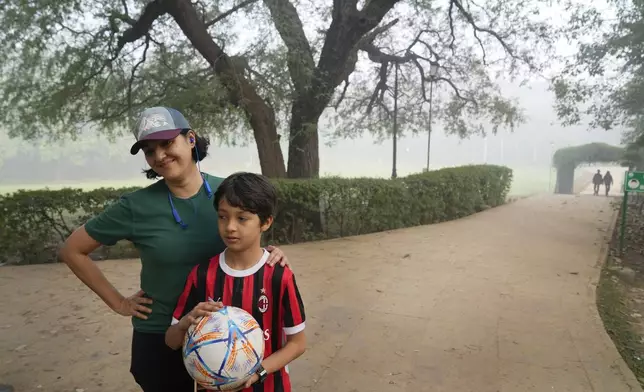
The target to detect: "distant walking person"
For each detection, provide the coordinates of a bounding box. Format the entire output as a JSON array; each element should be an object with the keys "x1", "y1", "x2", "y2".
[
  {"x1": 592, "y1": 170, "x2": 603, "y2": 196},
  {"x1": 604, "y1": 171, "x2": 614, "y2": 196}
]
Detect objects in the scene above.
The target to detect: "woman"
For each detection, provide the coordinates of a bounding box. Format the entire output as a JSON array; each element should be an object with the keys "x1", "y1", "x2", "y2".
[{"x1": 58, "y1": 107, "x2": 290, "y2": 392}]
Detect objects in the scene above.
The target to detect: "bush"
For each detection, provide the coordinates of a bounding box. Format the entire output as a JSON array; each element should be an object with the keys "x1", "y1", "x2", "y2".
[
  {"x1": 0, "y1": 187, "x2": 141, "y2": 265},
  {"x1": 0, "y1": 165, "x2": 512, "y2": 265}
]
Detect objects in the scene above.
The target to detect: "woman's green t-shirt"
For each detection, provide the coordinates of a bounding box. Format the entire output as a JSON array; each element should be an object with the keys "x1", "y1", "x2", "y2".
[{"x1": 84, "y1": 173, "x2": 226, "y2": 334}]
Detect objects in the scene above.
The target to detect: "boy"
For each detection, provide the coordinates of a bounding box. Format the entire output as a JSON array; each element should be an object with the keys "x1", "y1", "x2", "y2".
[{"x1": 165, "y1": 172, "x2": 306, "y2": 392}]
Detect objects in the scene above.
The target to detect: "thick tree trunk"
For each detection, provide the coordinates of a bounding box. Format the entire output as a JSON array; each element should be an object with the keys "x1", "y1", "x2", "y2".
[
  {"x1": 287, "y1": 99, "x2": 321, "y2": 178},
  {"x1": 243, "y1": 95, "x2": 286, "y2": 178},
  {"x1": 167, "y1": 0, "x2": 286, "y2": 178},
  {"x1": 260, "y1": 0, "x2": 399, "y2": 178},
  {"x1": 555, "y1": 164, "x2": 575, "y2": 194},
  {"x1": 167, "y1": 0, "x2": 399, "y2": 179},
  {"x1": 283, "y1": 13, "x2": 398, "y2": 177}
]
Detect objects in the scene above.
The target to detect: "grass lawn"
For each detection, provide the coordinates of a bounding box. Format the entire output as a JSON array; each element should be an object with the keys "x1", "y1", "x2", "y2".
[{"x1": 508, "y1": 167, "x2": 556, "y2": 196}]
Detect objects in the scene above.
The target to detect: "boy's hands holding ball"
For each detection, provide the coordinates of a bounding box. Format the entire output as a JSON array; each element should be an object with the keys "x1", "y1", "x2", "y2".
[
  {"x1": 229, "y1": 373, "x2": 259, "y2": 392},
  {"x1": 178, "y1": 301, "x2": 223, "y2": 330}
]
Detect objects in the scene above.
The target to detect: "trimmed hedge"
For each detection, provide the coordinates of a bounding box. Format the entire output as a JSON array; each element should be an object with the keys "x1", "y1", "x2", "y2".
[{"x1": 0, "y1": 165, "x2": 512, "y2": 265}]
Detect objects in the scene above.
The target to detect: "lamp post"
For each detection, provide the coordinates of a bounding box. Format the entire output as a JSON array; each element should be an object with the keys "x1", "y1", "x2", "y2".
[
  {"x1": 392, "y1": 63, "x2": 400, "y2": 179},
  {"x1": 426, "y1": 62, "x2": 439, "y2": 172}
]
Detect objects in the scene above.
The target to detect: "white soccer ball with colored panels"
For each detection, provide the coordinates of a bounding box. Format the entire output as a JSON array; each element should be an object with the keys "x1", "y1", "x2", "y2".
[{"x1": 182, "y1": 306, "x2": 265, "y2": 391}]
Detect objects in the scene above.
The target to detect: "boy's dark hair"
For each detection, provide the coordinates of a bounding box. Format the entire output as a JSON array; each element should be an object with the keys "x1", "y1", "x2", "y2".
[
  {"x1": 143, "y1": 130, "x2": 211, "y2": 179},
  {"x1": 214, "y1": 172, "x2": 277, "y2": 224}
]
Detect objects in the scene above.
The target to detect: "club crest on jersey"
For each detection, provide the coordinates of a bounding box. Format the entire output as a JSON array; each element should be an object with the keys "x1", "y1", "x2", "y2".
[{"x1": 258, "y1": 287, "x2": 269, "y2": 313}]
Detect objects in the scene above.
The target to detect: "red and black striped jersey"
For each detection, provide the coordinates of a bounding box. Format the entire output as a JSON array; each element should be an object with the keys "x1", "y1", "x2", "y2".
[{"x1": 172, "y1": 249, "x2": 306, "y2": 392}]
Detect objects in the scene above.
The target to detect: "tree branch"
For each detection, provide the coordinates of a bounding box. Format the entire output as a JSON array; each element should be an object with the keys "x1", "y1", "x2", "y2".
[
  {"x1": 410, "y1": 56, "x2": 431, "y2": 102},
  {"x1": 246, "y1": 66, "x2": 290, "y2": 98},
  {"x1": 74, "y1": 0, "x2": 165, "y2": 112},
  {"x1": 112, "y1": 0, "x2": 167, "y2": 60},
  {"x1": 334, "y1": 79, "x2": 350, "y2": 109},
  {"x1": 434, "y1": 76, "x2": 477, "y2": 107},
  {"x1": 165, "y1": 1, "x2": 239, "y2": 96},
  {"x1": 313, "y1": 0, "x2": 400, "y2": 113},
  {"x1": 352, "y1": 0, "x2": 516, "y2": 117},
  {"x1": 450, "y1": 0, "x2": 514, "y2": 57},
  {"x1": 337, "y1": 18, "x2": 400, "y2": 86},
  {"x1": 417, "y1": 37, "x2": 442, "y2": 62},
  {"x1": 367, "y1": 62, "x2": 390, "y2": 114},
  {"x1": 262, "y1": 0, "x2": 315, "y2": 93},
  {"x1": 127, "y1": 36, "x2": 151, "y2": 113},
  {"x1": 121, "y1": 0, "x2": 129, "y2": 16},
  {"x1": 166, "y1": 0, "x2": 286, "y2": 177},
  {"x1": 361, "y1": 0, "x2": 402, "y2": 26},
  {"x1": 59, "y1": 26, "x2": 124, "y2": 105},
  {"x1": 448, "y1": 0, "x2": 456, "y2": 54},
  {"x1": 205, "y1": 0, "x2": 259, "y2": 27},
  {"x1": 360, "y1": 36, "x2": 479, "y2": 113},
  {"x1": 363, "y1": 17, "x2": 400, "y2": 41}
]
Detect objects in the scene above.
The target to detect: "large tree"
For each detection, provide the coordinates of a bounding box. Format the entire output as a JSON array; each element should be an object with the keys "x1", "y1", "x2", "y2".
[
  {"x1": 1, "y1": 0, "x2": 556, "y2": 178},
  {"x1": 551, "y1": 0, "x2": 644, "y2": 141}
]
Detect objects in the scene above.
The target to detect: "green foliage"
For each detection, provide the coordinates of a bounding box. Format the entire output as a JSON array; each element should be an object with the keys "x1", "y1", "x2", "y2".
[
  {"x1": 552, "y1": 0, "x2": 644, "y2": 139},
  {"x1": 0, "y1": 0, "x2": 257, "y2": 143},
  {"x1": 0, "y1": 187, "x2": 141, "y2": 265},
  {"x1": 0, "y1": 165, "x2": 512, "y2": 265},
  {"x1": 552, "y1": 142, "x2": 625, "y2": 169},
  {"x1": 621, "y1": 143, "x2": 644, "y2": 170},
  {"x1": 0, "y1": 0, "x2": 558, "y2": 149}
]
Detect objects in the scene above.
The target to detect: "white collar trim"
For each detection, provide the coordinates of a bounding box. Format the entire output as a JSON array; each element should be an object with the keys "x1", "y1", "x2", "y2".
[{"x1": 219, "y1": 249, "x2": 269, "y2": 277}]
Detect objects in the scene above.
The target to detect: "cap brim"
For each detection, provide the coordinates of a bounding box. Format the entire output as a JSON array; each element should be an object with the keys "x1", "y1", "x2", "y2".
[{"x1": 130, "y1": 129, "x2": 183, "y2": 155}]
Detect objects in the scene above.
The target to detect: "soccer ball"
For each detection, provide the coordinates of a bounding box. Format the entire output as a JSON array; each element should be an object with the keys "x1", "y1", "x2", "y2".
[{"x1": 182, "y1": 306, "x2": 265, "y2": 391}]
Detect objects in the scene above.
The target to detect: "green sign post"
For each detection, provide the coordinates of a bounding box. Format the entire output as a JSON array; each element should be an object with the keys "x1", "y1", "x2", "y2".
[
  {"x1": 625, "y1": 171, "x2": 644, "y2": 192},
  {"x1": 620, "y1": 171, "x2": 644, "y2": 254}
]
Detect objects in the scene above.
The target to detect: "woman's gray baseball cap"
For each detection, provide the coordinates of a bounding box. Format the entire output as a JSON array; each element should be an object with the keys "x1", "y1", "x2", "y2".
[{"x1": 130, "y1": 107, "x2": 191, "y2": 155}]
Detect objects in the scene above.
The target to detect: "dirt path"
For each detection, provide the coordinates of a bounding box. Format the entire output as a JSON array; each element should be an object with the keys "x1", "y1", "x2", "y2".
[{"x1": 1, "y1": 195, "x2": 640, "y2": 391}]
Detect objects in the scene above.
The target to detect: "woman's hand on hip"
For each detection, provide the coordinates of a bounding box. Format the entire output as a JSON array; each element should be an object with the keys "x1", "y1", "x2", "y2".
[
  {"x1": 265, "y1": 245, "x2": 290, "y2": 268},
  {"x1": 114, "y1": 290, "x2": 153, "y2": 320}
]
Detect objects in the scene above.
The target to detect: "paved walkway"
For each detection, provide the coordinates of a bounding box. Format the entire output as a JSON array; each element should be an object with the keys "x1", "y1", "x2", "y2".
[
  {"x1": 0, "y1": 194, "x2": 641, "y2": 391},
  {"x1": 287, "y1": 194, "x2": 641, "y2": 391}
]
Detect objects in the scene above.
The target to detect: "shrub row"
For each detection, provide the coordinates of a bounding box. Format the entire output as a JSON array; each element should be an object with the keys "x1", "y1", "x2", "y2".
[{"x1": 0, "y1": 165, "x2": 512, "y2": 265}]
